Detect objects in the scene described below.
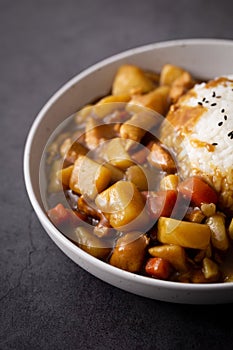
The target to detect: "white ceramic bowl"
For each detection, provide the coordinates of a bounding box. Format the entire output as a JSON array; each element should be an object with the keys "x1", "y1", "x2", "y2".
[{"x1": 24, "y1": 38, "x2": 233, "y2": 304}]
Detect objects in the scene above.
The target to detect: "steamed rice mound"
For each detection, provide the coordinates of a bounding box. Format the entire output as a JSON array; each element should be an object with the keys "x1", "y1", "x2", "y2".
[{"x1": 160, "y1": 76, "x2": 233, "y2": 213}]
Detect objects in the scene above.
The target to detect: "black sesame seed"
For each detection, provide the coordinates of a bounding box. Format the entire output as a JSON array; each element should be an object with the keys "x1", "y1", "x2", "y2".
[
  {"x1": 202, "y1": 97, "x2": 206, "y2": 102},
  {"x1": 205, "y1": 100, "x2": 209, "y2": 103},
  {"x1": 212, "y1": 142, "x2": 218, "y2": 146},
  {"x1": 198, "y1": 102, "x2": 203, "y2": 106},
  {"x1": 211, "y1": 103, "x2": 217, "y2": 106},
  {"x1": 212, "y1": 91, "x2": 216, "y2": 97},
  {"x1": 228, "y1": 131, "x2": 233, "y2": 139},
  {"x1": 224, "y1": 115, "x2": 228, "y2": 120},
  {"x1": 218, "y1": 122, "x2": 223, "y2": 126},
  {"x1": 221, "y1": 109, "x2": 225, "y2": 113}
]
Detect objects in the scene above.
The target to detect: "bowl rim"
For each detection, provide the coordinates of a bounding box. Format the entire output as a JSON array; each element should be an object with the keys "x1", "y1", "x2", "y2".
[{"x1": 23, "y1": 38, "x2": 233, "y2": 294}]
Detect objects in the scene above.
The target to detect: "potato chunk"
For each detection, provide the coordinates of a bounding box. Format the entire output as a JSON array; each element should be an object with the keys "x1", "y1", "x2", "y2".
[
  {"x1": 147, "y1": 142, "x2": 176, "y2": 173},
  {"x1": 157, "y1": 217, "x2": 211, "y2": 249},
  {"x1": 112, "y1": 64, "x2": 155, "y2": 95},
  {"x1": 100, "y1": 138, "x2": 134, "y2": 169},
  {"x1": 169, "y1": 71, "x2": 194, "y2": 103},
  {"x1": 125, "y1": 165, "x2": 148, "y2": 191},
  {"x1": 149, "y1": 244, "x2": 188, "y2": 272},
  {"x1": 110, "y1": 232, "x2": 149, "y2": 272},
  {"x1": 85, "y1": 118, "x2": 119, "y2": 150},
  {"x1": 160, "y1": 174, "x2": 179, "y2": 191},
  {"x1": 69, "y1": 155, "x2": 111, "y2": 199},
  {"x1": 60, "y1": 138, "x2": 88, "y2": 164},
  {"x1": 202, "y1": 257, "x2": 220, "y2": 280},
  {"x1": 206, "y1": 214, "x2": 229, "y2": 251},
  {"x1": 159, "y1": 64, "x2": 195, "y2": 103},
  {"x1": 95, "y1": 180, "x2": 150, "y2": 231},
  {"x1": 57, "y1": 165, "x2": 74, "y2": 187},
  {"x1": 130, "y1": 86, "x2": 170, "y2": 115},
  {"x1": 160, "y1": 64, "x2": 186, "y2": 86},
  {"x1": 120, "y1": 109, "x2": 161, "y2": 142},
  {"x1": 74, "y1": 226, "x2": 111, "y2": 260},
  {"x1": 201, "y1": 203, "x2": 216, "y2": 217}
]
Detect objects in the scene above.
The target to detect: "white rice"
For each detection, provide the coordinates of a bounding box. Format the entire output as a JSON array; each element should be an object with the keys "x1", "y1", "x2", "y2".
[
  {"x1": 181, "y1": 78, "x2": 233, "y2": 171},
  {"x1": 160, "y1": 77, "x2": 233, "y2": 213}
]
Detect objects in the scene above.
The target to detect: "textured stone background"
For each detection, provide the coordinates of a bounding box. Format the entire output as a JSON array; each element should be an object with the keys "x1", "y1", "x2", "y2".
[{"x1": 1, "y1": 0, "x2": 233, "y2": 349}]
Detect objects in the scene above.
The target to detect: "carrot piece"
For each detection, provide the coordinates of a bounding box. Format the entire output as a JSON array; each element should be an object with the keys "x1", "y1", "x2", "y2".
[
  {"x1": 48, "y1": 203, "x2": 86, "y2": 229},
  {"x1": 178, "y1": 176, "x2": 218, "y2": 207},
  {"x1": 147, "y1": 190, "x2": 177, "y2": 219},
  {"x1": 145, "y1": 257, "x2": 172, "y2": 279}
]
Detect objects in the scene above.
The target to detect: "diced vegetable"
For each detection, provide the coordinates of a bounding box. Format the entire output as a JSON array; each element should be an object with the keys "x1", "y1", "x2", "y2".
[
  {"x1": 145, "y1": 257, "x2": 172, "y2": 279},
  {"x1": 160, "y1": 65, "x2": 195, "y2": 103},
  {"x1": 48, "y1": 203, "x2": 86, "y2": 229},
  {"x1": 85, "y1": 118, "x2": 119, "y2": 150},
  {"x1": 185, "y1": 208, "x2": 205, "y2": 223},
  {"x1": 202, "y1": 257, "x2": 220, "y2": 280},
  {"x1": 120, "y1": 121, "x2": 145, "y2": 143},
  {"x1": 160, "y1": 64, "x2": 186, "y2": 86},
  {"x1": 157, "y1": 217, "x2": 211, "y2": 249},
  {"x1": 60, "y1": 139, "x2": 88, "y2": 164},
  {"x1": 147, "y1": 190, "x2": 177, "y2": 219},
  {"x1": 110, "y1": 232, "x2": 149, "y2": 272},
  {"x1": 57, "y1": 165, "x2": 74, "y2": 187},
  {"x1": 69, "y1": 155, "x2": 112, "y2": 199},
  {"x1": 130, "y1": 86, "x2": 170, "y2": 115},
  {"x1": 147, "y1": 142, "x2": 176, "y2": 173},
  {"x1": 125, "y1": 165, "x2": 148, "y2": 191},
  {"x1": 149, "y1": 244, "x2": 188, "y2": 272},
  {"x1": 206, "y1": 214, "x2": 229, "y2": 251},
  {"x1": 178, "y1": 176, "x2": 218, "y2": 206},
  {"x1": 201, "y1": 203, "x2": 216, "y2": 217},
  {"x1": 112, "y1": 64, "x2": 155, "y2": 95},
  {"x1": 100, "y1": 138, "x2": 134, "y2": 170},
  {"x1": 95, "y1": 180, "x2": 149, "y2": 231},
  {"x1": 120, "y1": 110, "x2": 160, "y2": 142},
  {"x1": 169, "y1": 72, "x2": 194, "y2": 103},
  {"x1": 74, "y1": 226, "x2": 112, "y2": 260},
  {"x1": 160, "y1": 174, "x2": 179, "y2": 191}
]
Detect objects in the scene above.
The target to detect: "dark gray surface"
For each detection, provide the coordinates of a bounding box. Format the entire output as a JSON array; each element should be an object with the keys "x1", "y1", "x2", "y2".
[{"x1": 1, "y1": 0, "x2": 233, "y2": 349}]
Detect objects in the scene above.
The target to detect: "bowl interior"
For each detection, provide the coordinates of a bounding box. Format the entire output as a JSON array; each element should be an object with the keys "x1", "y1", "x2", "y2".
[{"x1": 24, "y1": 39, "x2": 233, "y2": 303}]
